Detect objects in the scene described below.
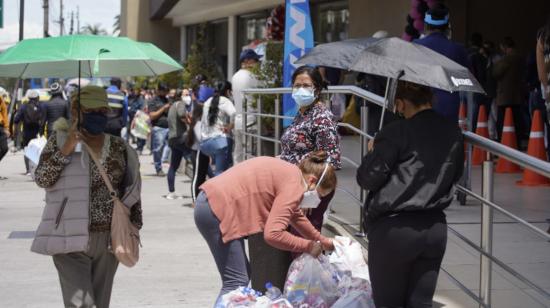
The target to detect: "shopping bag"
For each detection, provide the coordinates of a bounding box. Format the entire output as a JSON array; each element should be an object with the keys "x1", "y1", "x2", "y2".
[
  {"x1": 131, "y1": 110, "x2": 151, "y2": 140},
  {"x1": 329, "y1": 236, "x2": 370, "y2": 281},
  {"x1": 24, "y1": 136, "x2": 47, "y2": 165},
  {"x1": 331, "y1": 290, "x2": 375, "y2": 308},
  {"x1": 284, "y1": 254, "x2": 340, "y2": 307}
]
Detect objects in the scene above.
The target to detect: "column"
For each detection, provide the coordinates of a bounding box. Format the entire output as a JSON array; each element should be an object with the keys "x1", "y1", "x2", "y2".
[
  {"x1": 180, "y1": 25, "x2": 187, "y2": 63},
  {"x1": 227, "y1": 15, "x2": 237, "y2": 78}
]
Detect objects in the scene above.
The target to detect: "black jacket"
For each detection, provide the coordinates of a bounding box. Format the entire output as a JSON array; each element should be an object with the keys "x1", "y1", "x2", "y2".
[
  {"x1": 356, "y1": 109, "x2": 464, "y2": 224},
  {"x1": 44, "y1": 95, "x2": 69, "y2": 134}
]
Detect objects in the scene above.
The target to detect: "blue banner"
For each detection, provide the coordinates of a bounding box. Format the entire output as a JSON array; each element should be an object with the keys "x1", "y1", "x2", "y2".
[{"x1": 283, "y1": 0, "x2": 314, "y2": 126}]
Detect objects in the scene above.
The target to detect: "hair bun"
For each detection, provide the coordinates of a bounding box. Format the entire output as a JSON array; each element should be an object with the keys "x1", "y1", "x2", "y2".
[{"x1": 308, "y1": 150, "x2": 328, "y2": 163}]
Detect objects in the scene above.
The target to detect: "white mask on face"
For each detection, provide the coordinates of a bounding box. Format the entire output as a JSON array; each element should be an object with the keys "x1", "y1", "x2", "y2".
[
  {"x1": 299, "y1": 163, "x2": 329, "y2": 209},
  {"x1": 182, "y1": 96, "x2": 192, "y2": 105}
]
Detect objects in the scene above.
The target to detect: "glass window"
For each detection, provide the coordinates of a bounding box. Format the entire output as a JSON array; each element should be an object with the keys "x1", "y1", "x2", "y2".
[{"x1": 311, "y1": 0, "x2": 349, "y2": 44}]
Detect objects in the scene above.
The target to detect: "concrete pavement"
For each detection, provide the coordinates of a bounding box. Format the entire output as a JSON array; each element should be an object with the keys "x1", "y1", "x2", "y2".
[{"x1": 0, "y1": 147, "x2": 220, "y2": 307}]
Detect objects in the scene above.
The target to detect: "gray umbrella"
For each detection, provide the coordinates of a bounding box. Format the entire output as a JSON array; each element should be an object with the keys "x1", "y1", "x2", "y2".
[{"x1": 296, "y1": 37, "x2": 485, "y2": 94}]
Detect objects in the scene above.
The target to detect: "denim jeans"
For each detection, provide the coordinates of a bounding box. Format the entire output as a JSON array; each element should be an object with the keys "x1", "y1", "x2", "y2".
[
  {"x1": 151, "y1": 126, "x2": 169, "y2": 172},
  {"x1": 200, "y1": 136, "x2": 230, "y2": 176},
  {"x1": 194, "y1": 192, "x2": 250, "y2": 305}
]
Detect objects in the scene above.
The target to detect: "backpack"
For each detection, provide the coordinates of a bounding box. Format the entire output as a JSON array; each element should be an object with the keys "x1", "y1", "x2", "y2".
[{"x1": 24, "y1": 100, "x2": 43, "y2": 125}]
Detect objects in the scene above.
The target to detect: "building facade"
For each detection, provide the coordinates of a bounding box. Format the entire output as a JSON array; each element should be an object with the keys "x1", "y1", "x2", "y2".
[{"x1": 120, "y1": 0, "x2": 550, "y2": 80}]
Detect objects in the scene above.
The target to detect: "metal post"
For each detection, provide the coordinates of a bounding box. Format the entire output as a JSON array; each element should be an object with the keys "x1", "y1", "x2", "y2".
[
  {"x1": 243, "y1": 95, "x2": 249, "y2": 160},
  {"x1": 256, "y1": 96, "x2": 262, "y2": 156},
  {"x1": 274, "y1": 95, "x2": 280, "y2": 155},
  {"x1": 356, "y1": 97, "x2": 368, "y2": 238},
  {"x1": 480, "y1": 158, "x2": 494, "y2": 308}
]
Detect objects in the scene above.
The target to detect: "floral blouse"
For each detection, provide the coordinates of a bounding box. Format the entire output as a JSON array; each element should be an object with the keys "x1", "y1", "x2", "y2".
[
  {"x1": 35, "y1": 133, "x2": 143, "y2": 232},
  {"x1": 280, "y1": 102, "x2": 341, "y2": 169}
]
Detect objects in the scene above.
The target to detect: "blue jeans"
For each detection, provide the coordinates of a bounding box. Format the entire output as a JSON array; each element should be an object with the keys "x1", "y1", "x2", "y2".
[
  {"x1": 194, "y1": 192, "x2": 250, "y2": 305},
  {"x1": 167, "y1": 143, "x2": 193, "y2": 193},
  {"x1": 151, "y1": 126, "x2": 169, "y2": 172},
  {"x1": 200, "y1": 136, "x2": 230, "y2": 176}
]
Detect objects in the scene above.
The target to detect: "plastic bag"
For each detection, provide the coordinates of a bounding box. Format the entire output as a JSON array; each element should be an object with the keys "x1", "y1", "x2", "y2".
[
  {"x1": 331, "y1": 290, "x2": 375, "y2": 308},
  {"x1": 284, "y1": 254, "x2": 340, "y2": 307},
  {"x1": 216, "y1": 287, "x2": 292, "y2": 308},
  {"x1": 329, "y1": 236, "x2": 370, "y2": 282},
  {"x1": 24, "y1": 136, "x2": 47, "y2": 165},
  {"x1": 131, "y1": 110, "x2": 151, "y2": 140}
]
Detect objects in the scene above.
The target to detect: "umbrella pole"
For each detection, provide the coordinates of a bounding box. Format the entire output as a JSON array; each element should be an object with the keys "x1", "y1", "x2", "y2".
[
  {"x1": 378, "y1": 78, "x2": 392, "y2": 131},
  {"x1": 77, "y1": 61, "x2": 81, "y2": 131}
]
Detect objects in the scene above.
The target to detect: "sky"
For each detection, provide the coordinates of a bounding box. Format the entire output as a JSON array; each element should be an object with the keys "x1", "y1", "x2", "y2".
[{"x1": 0, "y1": 0, "x2": 120, "y2": 50}]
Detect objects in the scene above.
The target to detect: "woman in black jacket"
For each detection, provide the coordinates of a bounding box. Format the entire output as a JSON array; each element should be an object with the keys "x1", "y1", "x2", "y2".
[{"x1": 356, "y1": 81, "x2": 464, "y2": 308}]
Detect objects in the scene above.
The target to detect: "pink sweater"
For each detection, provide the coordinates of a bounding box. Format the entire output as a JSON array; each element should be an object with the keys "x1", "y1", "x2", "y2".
[{"x1": 200, "y1": 157, "x2": 331, "y2": 253}]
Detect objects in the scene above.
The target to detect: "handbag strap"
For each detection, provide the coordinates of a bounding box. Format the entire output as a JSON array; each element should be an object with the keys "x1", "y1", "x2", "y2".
[{"x1": 82, "y1": 140, "x2": 118, "y2": 199}]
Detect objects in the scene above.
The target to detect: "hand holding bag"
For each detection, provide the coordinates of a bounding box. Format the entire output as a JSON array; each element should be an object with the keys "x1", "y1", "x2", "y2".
[{"x1": 83, "y1": 142, "x2": 140, "y2": 267}]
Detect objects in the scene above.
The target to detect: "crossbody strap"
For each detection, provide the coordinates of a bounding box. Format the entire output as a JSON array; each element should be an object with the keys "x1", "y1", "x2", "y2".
[{"x1": 82, "y1": 140, "x2": 118, "y2": 198}]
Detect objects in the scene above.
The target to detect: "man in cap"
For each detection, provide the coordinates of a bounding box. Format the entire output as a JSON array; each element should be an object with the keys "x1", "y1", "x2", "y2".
[
  {"x1": 414, "y1": 3, "x2": 469, "y2": 124},
  {"x1": 43, "y1": 82, "x2": 70, "y2": 136},
  {"x1": 231, "y1": 49, "x2": 261, "y2": 162},
  {"x1": 14, "y1": 90, "x2": 45, "y2": 174},
  {"x1": 105, "y1": 77, "x2": 128, "y2": 137},
  {"x1": 148, "y1": 83, "x2": 171, "y2": 176}
]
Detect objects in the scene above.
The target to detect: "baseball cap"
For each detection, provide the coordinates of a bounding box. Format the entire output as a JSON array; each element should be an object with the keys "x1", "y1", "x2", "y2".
[
  {"x1": 72, "y1": 85, "x2": 109, "y2": 109},
  {"x1": 27, "y1": 90, "x2": 40, "y2": 99},
  {"x1": 239, "y1": 49, "x2": 261, "y2": 63}
]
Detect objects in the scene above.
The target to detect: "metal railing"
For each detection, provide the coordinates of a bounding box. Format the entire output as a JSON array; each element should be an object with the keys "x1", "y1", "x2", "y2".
[{"x1": 241, "y1": 85, "x2": 550, "y2": 308}]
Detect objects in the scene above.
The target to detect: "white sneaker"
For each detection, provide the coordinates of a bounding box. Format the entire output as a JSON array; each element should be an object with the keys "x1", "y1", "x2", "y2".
[{"x1": 165, "y1": 192, "x2": 178, "y2": 200}]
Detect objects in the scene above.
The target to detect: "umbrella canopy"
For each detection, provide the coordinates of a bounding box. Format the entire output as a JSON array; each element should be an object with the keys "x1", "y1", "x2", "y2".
[
  {"x1": 0, "y1": 35, "x2": 182, "y2": 78},
  {"x1": 297, "y1": 37, "x2": 484, "y2": 94}
]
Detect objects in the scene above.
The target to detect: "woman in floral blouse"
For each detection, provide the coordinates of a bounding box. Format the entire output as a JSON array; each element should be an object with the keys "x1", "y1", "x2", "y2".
[{"x1": 280, "y1": 65, "x2": 341, "y2": 231}]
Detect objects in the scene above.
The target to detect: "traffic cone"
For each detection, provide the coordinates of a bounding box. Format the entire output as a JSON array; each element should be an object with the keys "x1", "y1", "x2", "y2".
[
  {"x1": 472, "y1": 105, "x2": 489, "y2": 165},
  {"x1": 496, "y1": 107, "x2": 521, "y2": 173},
  {"x1": 517, "y1": 110, "x2": 550, "y2": 186}
]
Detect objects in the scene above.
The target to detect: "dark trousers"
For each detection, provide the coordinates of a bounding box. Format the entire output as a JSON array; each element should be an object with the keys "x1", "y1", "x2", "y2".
[
  {"x1": 0, "y1": 129, "x2": 8, "y2": 163},
  {"x1": 368, "y1": 211, "x2": 447, "y2": 308},
  {"x1": 167, "y1": 144, "x2": 193, "y2": 193},
  {"x1": 191, "y1": 150, "x2": 210, "y2": 201}
]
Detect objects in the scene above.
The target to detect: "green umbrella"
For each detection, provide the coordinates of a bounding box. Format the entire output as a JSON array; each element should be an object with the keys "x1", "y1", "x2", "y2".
[{"x1": 0, "y1": 35, "x2": 182, "y2": 78}]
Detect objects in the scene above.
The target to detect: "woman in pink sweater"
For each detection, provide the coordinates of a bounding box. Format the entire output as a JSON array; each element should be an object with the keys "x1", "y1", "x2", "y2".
[{"x1": 195, "y1": 151, "x2": 336, "y2": 304}]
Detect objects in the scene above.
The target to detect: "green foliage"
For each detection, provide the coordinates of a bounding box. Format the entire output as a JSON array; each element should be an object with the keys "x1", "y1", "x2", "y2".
[
  {"x1": 81, "y1": 23, "x2": 108, "y2": 35},
  {"x1": 182, "y1": 23, "x2": 222, "y2": 87},
  {"x1": 250, "y1": 40, "x2": 284, "y2": 136}
]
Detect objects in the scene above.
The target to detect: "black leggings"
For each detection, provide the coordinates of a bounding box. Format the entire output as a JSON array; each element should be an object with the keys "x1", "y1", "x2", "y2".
[
  {"x1": 191, "y1": 150, "x2": 210, "y2": 201},
  {"x1": 368, "y1": 211, "x2": 447, "y2": 308}
]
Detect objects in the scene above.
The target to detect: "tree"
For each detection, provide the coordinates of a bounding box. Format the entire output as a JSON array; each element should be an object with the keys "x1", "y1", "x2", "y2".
[
  {"x1": 112, "y1": 15, "x2": 120, "y2": 36},
  {"x1": 182, "y1": 23, "x2": 222, "y2": 87},
  {"x1": 81, "y1": 23, "x2": 108, "y2": 36}
]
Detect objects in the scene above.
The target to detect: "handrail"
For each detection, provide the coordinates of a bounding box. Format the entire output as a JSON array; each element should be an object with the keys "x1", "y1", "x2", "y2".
[
  {"x1": 244, "y1": 86, "x2": 550, "y2": 179},
  {"x1": 243, "y1": 85, "x2": 386, "y2": 107},
  {"x1": 463, "y1": 131, "x2": 550, "y2": 178},
  {"x1": 456, "y1": 185, "x2": 550, "y2": 241}
]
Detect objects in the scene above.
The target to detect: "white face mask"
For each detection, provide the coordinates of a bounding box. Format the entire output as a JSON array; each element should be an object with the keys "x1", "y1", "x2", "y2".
[
  {"x1": 182, "y1": 96, "x2": 192, "y2": 105},
  {"x1": 299, "y1": 163, "x2": 329, "y2": 209}
]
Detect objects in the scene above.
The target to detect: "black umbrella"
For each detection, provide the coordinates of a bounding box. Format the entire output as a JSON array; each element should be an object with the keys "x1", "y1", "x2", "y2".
[
  {"x1": 297, "y1": 37, "x2": 484, "y2": 94},
  {"x1": 297, "y1": 37, "x2": 485, "y2": 129}
]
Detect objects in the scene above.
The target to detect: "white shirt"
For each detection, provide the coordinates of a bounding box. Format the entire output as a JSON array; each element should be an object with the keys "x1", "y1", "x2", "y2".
[
  {"x1": 231, "y1": 68, "x2": 258, "y2": 130},
  {"x1": 200, "y1": 96, "x2": 236, "y2": 140}
]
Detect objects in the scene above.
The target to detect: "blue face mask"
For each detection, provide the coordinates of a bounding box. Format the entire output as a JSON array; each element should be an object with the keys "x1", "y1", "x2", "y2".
[
  {"x1": 82, "y1": 112, "x2": 108, "y2": 135},
  {"x1": 292, "y1": 87, "x2": 316, "y2": 107}
]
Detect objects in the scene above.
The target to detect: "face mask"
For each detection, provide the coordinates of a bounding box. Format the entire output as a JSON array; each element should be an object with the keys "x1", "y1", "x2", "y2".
[
  {"x1": 292, "y1": 87, "x2": 316, "y2": 107},
  {"x1": 182, "y1": 96, "x2": 192, "y2": 106},
  {"x1": 82, "y1": 112, "x2": 108, "y2": 135},
  {"x1": 299, "y1": 163, "x2": 329, "y2": 209}
]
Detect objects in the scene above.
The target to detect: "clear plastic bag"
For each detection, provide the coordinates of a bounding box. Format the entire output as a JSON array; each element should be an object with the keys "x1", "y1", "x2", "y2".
[
  {"x1": 331, "y1": 290, "x2": 375, "y2": 308},
  {"x1": 284, "y1": 254, "x2": 340, "y2": 307}
]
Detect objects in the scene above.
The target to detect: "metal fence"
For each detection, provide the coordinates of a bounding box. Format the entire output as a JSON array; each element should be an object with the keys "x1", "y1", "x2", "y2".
[{"x1": 241, "y1": 85, "x2": 550, "y2": 308}]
